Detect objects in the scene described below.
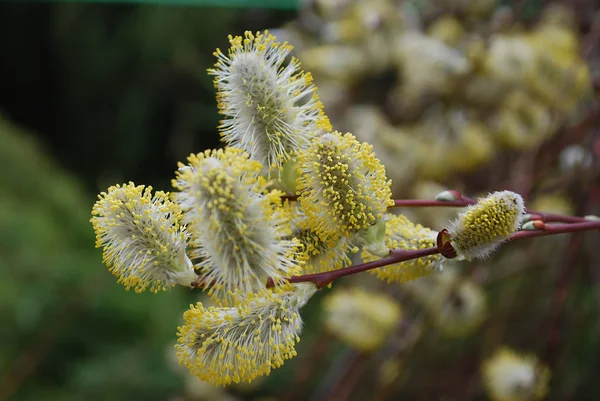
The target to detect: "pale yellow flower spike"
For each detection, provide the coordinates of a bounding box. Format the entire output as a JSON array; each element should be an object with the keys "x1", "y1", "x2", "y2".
[
  {"x1": 482, "y1": 347, "x2": 550, "y2": 401},
  {"x1": 323, "y1": 287, "x2": 401, "y2": 352},
  {"x1": 297, "y1": 131, "x2": 393, "y2": 240},
  {"x1": 209, "y1": 30, "x2": 331, "y2": 173},
  {"x1": 172, "y1": 147, "x2": 302, "y2": 305},
  {"x1": 362, "y1": 213, "x2": 443, "y2": 283},
  {"x1": 448, "y1": 191, "x2": 525, "y2": 260},
  {"x1": 91, "y1": 182, "x2": 196, "y2": 293},
  {"x1": 176, "y1": 283, "x2": 317, "y2": 386}
]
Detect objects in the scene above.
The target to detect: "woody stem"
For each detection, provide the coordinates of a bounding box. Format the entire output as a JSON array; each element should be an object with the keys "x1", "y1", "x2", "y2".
[
  {"x1": 391, "y1": 196, "x2": 590, "y2": 223},
  {"x1": 282, "y1": 222, "x2": 600, "y2": 288},
  {"x1": 284, "y1": 193, "x2": 591, "y2": 223},
  {"x1": 285, "y1": 247, "x2": 440, "y2": 288}
]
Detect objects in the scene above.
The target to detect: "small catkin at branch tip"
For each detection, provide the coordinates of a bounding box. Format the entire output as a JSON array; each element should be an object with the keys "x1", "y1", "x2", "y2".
[{"x1": 446, "y1": 191, "x2": 525, "y2": 260}]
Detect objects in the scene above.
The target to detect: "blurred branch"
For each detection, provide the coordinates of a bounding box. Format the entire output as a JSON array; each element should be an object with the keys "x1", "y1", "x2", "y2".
[
  {"x1": 543, "y1": 232, "x2": 583, "y2": 368},
  {"x1": 287, "y1": 329, "x2": 333, "y2": 401},
  {"x1": 310, "y1": 349, "x2": 368, "y2": 401}
]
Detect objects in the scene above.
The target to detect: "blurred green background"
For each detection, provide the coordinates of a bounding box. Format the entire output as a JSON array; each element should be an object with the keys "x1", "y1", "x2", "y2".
[{"x1": 1, "y1": 1, "x2": 600, "y2": 401}]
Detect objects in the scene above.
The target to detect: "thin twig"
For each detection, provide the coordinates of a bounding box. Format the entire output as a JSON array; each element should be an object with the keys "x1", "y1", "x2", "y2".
[
  {"x1": 290, "y1": 193, "x2": 593, "y2": 224},
  {"x1": 287, "y1": 329, "x2": 333, "y2": 401},
  {"x1": 526, "y1": 212, "x2": 589, "y2": 223},
  {"x1": 285, "y1": 221, "x2": 600, "y2": 288},
  {"x1": 512, "y1": 221, "x2": 600, "y2": 239},
  {"x1": 286, "y1": 247, "x2": 440, "y2": 288},
  {"x1": 392, "y1": 199, "x2": 474, "y2": 207},
  {"x1": 392, "y1": 196, "x2": 591, "y2": 223},
  {"x1": 194, "y1": 220, "x2": 600, "y2": 291},
  {"x1": 309, "y1": 349, "x2": 363, "y2": 401}
]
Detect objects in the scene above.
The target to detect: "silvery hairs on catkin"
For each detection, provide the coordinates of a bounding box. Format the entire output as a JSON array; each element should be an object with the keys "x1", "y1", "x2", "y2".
[{"x1": 209, "y1": 30, "x2": 331, "y2": 174}]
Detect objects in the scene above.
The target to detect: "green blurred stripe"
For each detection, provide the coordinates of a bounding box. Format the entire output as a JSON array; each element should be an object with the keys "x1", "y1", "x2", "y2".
[{"x1": 20, "y1": 0, "x2": 299, "y2": 8}]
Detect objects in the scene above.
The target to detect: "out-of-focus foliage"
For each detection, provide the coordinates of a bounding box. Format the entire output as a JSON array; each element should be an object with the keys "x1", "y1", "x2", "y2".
[
  {"x1": 277, "y1": 0, "x2": 595, "y2": 194},
  {"x1": 0, "y1": 115, "x2": 200, "y2": 400}
]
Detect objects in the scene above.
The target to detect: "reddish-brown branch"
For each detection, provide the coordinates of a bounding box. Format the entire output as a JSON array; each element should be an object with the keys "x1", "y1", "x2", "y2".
[
  {"x1": 191, "y1": 198, "x2": 600, "y2": 291},
  {"x1": 282, "y1": 221, "x2": 600, "y2": 288},
  {"x1": 392, "y1": 199, "x2": 474, "y2": 207},
  {"x1": 511, "y1": 221, "x2": 600, "y2": 240},
  {"x1": 287, "y1": 192, "x2": 592, "y2": 224},
  {"x1": 194, "y1": 221, "x2": 600, "y2": 291},
  {"x1": 286, "y1": 247, "x2": 440, "y2": 288},
  {"x1": 392, "y1": 194, "x2": 592, "y2": 224},
  {"x1": 526, "y1": 212, "x2": 589, "y2": 223}
]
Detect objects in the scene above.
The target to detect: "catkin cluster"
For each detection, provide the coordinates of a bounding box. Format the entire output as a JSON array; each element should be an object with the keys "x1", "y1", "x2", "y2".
[
  {"x1": 90, "y1": 29, "x2": 534, "y2": 387},
  {"x1": 90, "y1": 30, "x2": 400, "y2": 386}
]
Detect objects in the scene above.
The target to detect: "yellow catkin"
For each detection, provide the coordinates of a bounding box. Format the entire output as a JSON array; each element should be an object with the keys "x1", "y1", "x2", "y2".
[
  {"x1": 176, "y1": 284, "x2": 316, "y2": 386},
  {"x1": 297, "y1": 131, "x2": 393, "y2": 239},
  {"x1": 448, "y1": 191, "x2": 524, "y2": 260},
  {"x1": 209, "y1": 30, "x2": 331, "y2": 172},
  {"x1": 282, "y1": 201, "x2": 351, "y2": 274},
  {"x1": 172, "y1": 147, "x2": 302, "y2": 305},
  {"x1": 91, "y1": 182, "x2": 195, "y2": 293}
]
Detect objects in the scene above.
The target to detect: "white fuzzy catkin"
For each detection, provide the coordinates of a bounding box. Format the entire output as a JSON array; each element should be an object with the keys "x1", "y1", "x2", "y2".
[
  {"x1": 209, "y1": 30, "x2": 331, "y2": 173},
  {"x1": 91, "y1": 182, "x2": 196, "y2": 293},
  {"x1": 173, "y1": 148, "x2": 302, "y2": 304},
  {"x1": 447, "y1": 191, "x2": 525, "y2": 260},
  {"x1": 176, "y1": 284, "x2": 317, "y2": 386}
]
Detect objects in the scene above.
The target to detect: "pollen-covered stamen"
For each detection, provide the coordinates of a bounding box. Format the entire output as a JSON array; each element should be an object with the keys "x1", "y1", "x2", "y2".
[
  {"x1": 209, "y1": 30, "x2": 332, "y2": 172},
  {"x1": 294, "y1": 229, "x2": 352, "y2": 274},
  {"x1": 283, "y1": 202, "x2": 351, "y2": 274},
  {"x1": 173, "y1": 148, "x2": 302, "y2": 304},
  {"x1": 298, "y1": 131, "x2": 393, "y2": 239},
  {"x1": 91, "y1": 182, "x2": 195, "y2": 293},
  {"x1": 176, "y1": 283, "x2": 317, "y2": 386},
  {"x1": 361, "y1": 214, "x2": 444, "y2": 283},
  {"x1": 447, "y1": 191, "x2": 525, "y2": 260}
]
